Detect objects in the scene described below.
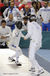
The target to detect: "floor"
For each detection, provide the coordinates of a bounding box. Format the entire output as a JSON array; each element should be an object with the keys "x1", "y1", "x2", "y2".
[{"x1": 0, "y1": 49, "x2": 50, "y2": 76}]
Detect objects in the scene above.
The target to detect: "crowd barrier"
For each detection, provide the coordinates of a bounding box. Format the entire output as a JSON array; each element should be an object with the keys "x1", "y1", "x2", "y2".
[{"x1": 19, "y1": 31, "x2": 50, "y2": 49}]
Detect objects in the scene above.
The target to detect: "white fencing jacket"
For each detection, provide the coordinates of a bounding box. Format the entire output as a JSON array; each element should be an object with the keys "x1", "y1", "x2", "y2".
[
  {"x1": 25, "y1": 21, "x2": 42, "y2": 47},
  {"x1": 9, "y1": 28, "x2": 24, "y2": 47},
  {"x1": 3, "y1": 6, "x2": 21, "y2": 20}
]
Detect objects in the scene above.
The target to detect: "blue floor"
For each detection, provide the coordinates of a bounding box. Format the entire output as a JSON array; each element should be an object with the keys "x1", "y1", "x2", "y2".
[
  {"x1": 22, "y1": 48, "x2": 50, "y2": 62},
  {"x1": 36, "y1": 49, "x2": 50, "y2": 62},
  {"x1": 22, "y1": 48, "x2": 50, "y2": 73}
]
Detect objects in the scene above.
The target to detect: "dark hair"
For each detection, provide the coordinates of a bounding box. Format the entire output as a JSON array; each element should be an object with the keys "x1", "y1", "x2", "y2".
[
  {"x1": 32, "y1": 1, "x2": 38, "y2": 12},
  {"x1": 23, "y1": 16, "x2": 29, "y2": 20},
  {"x1": 32, "y1": 1, "x2": 37, "y2": 6},
  {"x1": 37, "y1": 1, "x2": 42, "y2": 10},
  {"x1": 1, "y1": 20, "x2": 6, "y2": 24},
  {"x1": 15, "y1": 21, "x2": 23, "y2": 29}
]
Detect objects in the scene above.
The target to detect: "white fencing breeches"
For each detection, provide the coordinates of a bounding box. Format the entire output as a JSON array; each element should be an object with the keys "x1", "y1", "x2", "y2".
[
  {"x1": 8, "y1": 42, "x2": 23, "y2": 61},
  {"x1": 29, "y1": 40, "x2": 42, "y2": 70}
]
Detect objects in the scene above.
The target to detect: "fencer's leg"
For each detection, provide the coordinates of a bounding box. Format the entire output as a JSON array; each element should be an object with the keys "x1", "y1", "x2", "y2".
[
  {"x1": 29, "y1": 41, "x2": 43, "y2": 72},
  {"x1": 15, "y1": 46, "x2": 23, "y2": 66},
  {"x1": 8, "y1": 54, "x2": 16, "y2": 61},
  {"x1": 16, "y1": 50, "x2": 19, "y2": 62},
  {"x1": 16, "y1": 46, "x2": 23, "y2": 60},
  {"x1": 29, "y1": 41, "x2": 36, "y2": 72},
  {"x1": 8, "y1": 43, "x2": 16, "y2": 61},
  {"x1": 29, "y1": 46, "x2": 36, "y2": 72},
  {"x1": 15, "y1": 50, "x2": 21, "y2": 66}
]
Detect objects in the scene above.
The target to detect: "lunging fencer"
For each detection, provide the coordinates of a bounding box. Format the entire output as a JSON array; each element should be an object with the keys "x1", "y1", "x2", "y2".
[{"x1": 8, "y1": 21, "x2": 25, "y2": 66}]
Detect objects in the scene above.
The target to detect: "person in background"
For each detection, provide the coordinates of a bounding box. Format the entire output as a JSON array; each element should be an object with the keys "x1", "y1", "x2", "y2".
[
  {"x1": 3, "y1": 1, "x2": 21, "y2": 20},
  {"x1": 32, "y1": 1, "x2": 38, "y2": 13},
  {"x1": 0, "y1": 20, "x2": 11, "y2": 48},
  {"x1": 37, "y1": 1, "x2": 42, "y2": 11},
  {"x1": 22, "y1": 16, "x2": 29, "y2": 31},
  {"x1": 38, "y1": 1, "x2": 50, "y2": 31},
  {"x1": 5, "y1": 13, "x2": 16, "y2": 32},
  {"x1": 8, "y1": 21, "x2": 25, "y2": 66},
  {"x1": 36, "y1": 1, "x2": 42, "y2": 25},
  {"x1": 21, "y1": 4, "x2": 35, "y2": 18},
  {"x1": 0, "y1": 0, "x2": 4, "y2": 17}
]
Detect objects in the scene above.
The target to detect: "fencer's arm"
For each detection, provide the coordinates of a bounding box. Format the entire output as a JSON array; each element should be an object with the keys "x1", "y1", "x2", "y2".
[
  {"x1": 22, "y1": 26, "x2": 27, "y2": 31},
  {"x1": 24, "y1": 33, "x2": 30, "y2": 40},
  {"x1": 24, "y1": 23, "x2": 32, "y2": 40},
  {"x1": 20, "y1": 32, "x2": 25, "y2": 38}
]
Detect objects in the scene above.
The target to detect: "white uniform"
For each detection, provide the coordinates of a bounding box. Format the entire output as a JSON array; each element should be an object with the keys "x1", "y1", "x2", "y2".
[
  {"x1": 21, "y1": 7, "x2": 35, "y2": 17},
  {"x1": 38, "y1": 7, "x2": 50, "y2": 24},
  {"x1": 3, "y1": 6, "x2": 21, "y2": 21},
  {"x1": 25, "y1": 21, "x2": 42, "y2": 70},
  {"x1": 8, "y1": 28, "x2": 24, "y2": 62},
  {"x1": 31, "y1": 7, "x2": 35, "y2": 15},
  {"x1": 0, "y1": 26, "x2": 11, "y2": 42}
]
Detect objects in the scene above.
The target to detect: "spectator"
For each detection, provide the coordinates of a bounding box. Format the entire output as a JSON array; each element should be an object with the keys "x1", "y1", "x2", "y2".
[
  {"x1": 38, "y1": 1, "x2": 50, "y2": 31},
  {"x1": 5, "y1": 13, "x2": 16, "y2": 31},
  {"x1": 36, "y1": 1, "x2": 42, "y2": 25},
  {"x1": 0, "y1": 20, "x2": 11, "y2": 48},
  {"x1": 21, "y1": 4, "x2": 35, "y2": 17},
  {"x1": 37, "y1": 1, "x2": 42, "y2": 11},
  {"x1": 3, "y1": 1, "x2": 21, "y2": 21},
  {"x1": 0, "y1": 0, "x2": 4, "y2": 17},
  {"x1": 22, "y1": 16, "x2": 28, "y2": 30},
  {"x1": 32, "y1": 1, "x2": 38, "y2": 13}
]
